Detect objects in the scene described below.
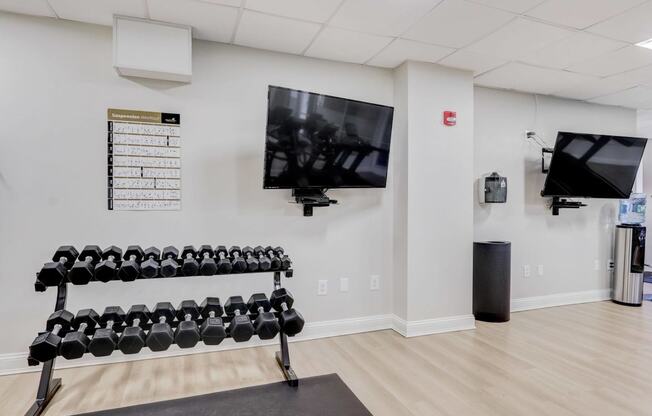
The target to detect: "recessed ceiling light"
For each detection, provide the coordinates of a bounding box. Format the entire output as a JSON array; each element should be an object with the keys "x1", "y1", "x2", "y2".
[{"x1": 636, "y1": 38, "x2": 652, "y2": 50}]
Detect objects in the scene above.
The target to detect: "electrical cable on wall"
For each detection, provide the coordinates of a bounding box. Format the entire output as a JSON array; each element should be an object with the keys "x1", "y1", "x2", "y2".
[{"x1": 526, "y1": 94, "x2": 551, "y2": 149}]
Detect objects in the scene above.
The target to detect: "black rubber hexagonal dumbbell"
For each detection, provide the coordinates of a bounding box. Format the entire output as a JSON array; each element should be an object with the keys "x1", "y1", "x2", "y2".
[
  {"x1": 229, "y1": 246, "x2": 248, "y2": 273},
  {"x1": 225, "y1": 296, "x2": 254, "y2": 342},
  {"x1": 141, "y1": 247, "x2": 161, "y2": 278},
  {"x1": 264, "y1": 246, "x2": 282, "y2": 270},
  {"x1": 270, "y1": 288, "x2": 305, "y2": 337},
  {"x1": 198, "y1": 245, "x2": 217, "y2": 276},
  {"x1": 241, "y1": 246, "x2": 259, "y2": 272},
  {"x1": 60, "y1": 309, "x2": 100, "y2": 360},
  {"x1": 160, "y1": 246, "x2": 180, "y2": 278},
  {"x1": 247, "y1": 293, "x2": 280, "y2": 340},
  {"x1": 38, "y1": 246, "x2": 79, "y2": 287},
  {"x1": 181, "y1": 246, "x2": 199, "y2": 276},
  {"x1": 118, "y1": 305, "x2": 150, "y2": 355},
  {"x1": 274, "y1": 247, "x2": 292, "y2": 270},
  {"x1": 68, "y1": 245, "x2": 102, "y2": 285},
  {"x1": 174, "y1": 300, "x2": 201, "y2": 348},
  {"x1": 146, "y1": 302, "x2": 176, "y2": 352},
  {"x1": 94, "y1": 246, "x2": 123, "y2": 283},
  {"x1": 119, "y1": 245, "x2": 144, "y2": 281},
  {"x1": 215, "y1": 246, "x2": 233, "y2": 274},
  {"x1": 199, "y1": 297, "x2": 226, "y2": 345},
  {"x1": 29, "y1": 309, "x2": 74, "y2": 362},
  {"x1": 253, "y1": 246, "x2": 272, "y2": 271},
  {"x1": 88, "y1": 306, "x2": 125, "y2": 357}
]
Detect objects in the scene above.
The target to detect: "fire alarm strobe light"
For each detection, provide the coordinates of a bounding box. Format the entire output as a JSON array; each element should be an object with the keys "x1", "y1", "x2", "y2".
[{"x1": 443, "y1": 111, "x2": 456, "y2": 126}]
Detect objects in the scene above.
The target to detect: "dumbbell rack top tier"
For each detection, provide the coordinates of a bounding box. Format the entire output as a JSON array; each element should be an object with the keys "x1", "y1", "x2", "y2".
[
  {"x1": 34, "y1": 255, "x2": 293, "y2": 292},
  {"x1": 26, "y1": 245, "x2": 298, "y2": 416}
]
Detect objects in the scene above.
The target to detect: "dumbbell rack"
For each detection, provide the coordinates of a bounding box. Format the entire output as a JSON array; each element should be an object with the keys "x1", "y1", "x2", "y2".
[{"x1": 27, "y1": 255, "x2": 298, "y2": 416}]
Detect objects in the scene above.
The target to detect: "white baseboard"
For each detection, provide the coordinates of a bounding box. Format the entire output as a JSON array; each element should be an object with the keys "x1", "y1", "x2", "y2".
[
  {"x1": 511, "y1": 289, "x2": 612, "y2": 312},
  {"x1": 391, "y1": 314, "x2": 476, "y2": 338}
]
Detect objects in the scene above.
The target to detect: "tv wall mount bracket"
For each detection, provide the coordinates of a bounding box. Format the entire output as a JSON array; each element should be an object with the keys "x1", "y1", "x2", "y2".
[{"x1": 292, "y1": 189, "x2": 338, "y2": 217}]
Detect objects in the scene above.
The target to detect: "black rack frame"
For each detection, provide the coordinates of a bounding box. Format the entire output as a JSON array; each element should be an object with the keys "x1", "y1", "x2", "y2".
[{"x1": 27, "y1": 263, "x2": 298, "y2": 416}]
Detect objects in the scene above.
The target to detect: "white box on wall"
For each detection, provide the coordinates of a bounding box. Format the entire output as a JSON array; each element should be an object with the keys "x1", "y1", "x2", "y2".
[{"x1": 113, "y1": 16, "x2": 192, "y2": 83}]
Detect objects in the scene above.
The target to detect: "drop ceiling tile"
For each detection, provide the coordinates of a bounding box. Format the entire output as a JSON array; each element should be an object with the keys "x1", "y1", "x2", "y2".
[
  {"x1": 466, "y1": 18, "x2": 574, "y2": 60},
  {"x1": 474, "y1": 62, "x2": 595, "y2": 95},
  {"x1": 48, "y1": 0, "x2": 147, "y2": 26},
  {"x1": 0, "y1": 0, "x2": 55, "y2": 17},
  {"x1": 403, "y1": 0, "x2": 515, "y2": 48},
  {"x1": 235, "y1": 11, "x2": 320, "y2": 54},
  {"x1": 606, "y1": 65, "x2": 652, "y2": 87},
  {"x1": 330, "y1": 0, "x2": 441, "y2": 37},
  {"x1": 552, "y1": 77, "x2": 636, "y2": 100},
  {"x1": 566, "y1": 46, "x2": 652, "y2": 77},
  {"x1": 588, "y1": 1, "x2": 652, "y2": 43},
  {"x1": 305, "y1": 27, "x2": 393, "y2": 64},
  {"x1": 200, "y1": 0, "x2": 241, "y2": 7},
  {"x1": 589, "y1": 86, "x2": 652, "y2": 109},
  {"x1": 438, "y1": 49, "x2": 507, "y2": 74},
  {"x1": 245, "y1": 0, "x2": 341, "y2": 23},
  {"x1": 519, "y1": 32, "x2": 626, "y2": 70},
  {"x1": 148, "y1": 0, "x2": 238, "y2": 43},
  {"x1": 525, "y1": 0, "x2": 645, "y2": 30},
  {"x1": 367, "y1": 39, "x2": 454, "y2": 68},
  {"x1": 467, "y1": 0, "x2": 545, "y2": 14}
]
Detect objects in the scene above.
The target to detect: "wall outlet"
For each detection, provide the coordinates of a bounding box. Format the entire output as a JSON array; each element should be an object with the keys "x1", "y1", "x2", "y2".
[
  {"x1": 594, "y1": 259, "x2": 601, "y2": 271},
  {"x1": 537, "y1": 264, "x2": 544, "y2": 276},
  {"x1": 523, "y1": 265, "x2": 531, "y2": 278},
  {"x1": 318, "y1": 279, "x2": 328, "y2": 296},
  {"x1": 340, "y1": 277, "x2": 349, "y2": 293},
  {"x1": 607, "y1": 259, "x2": 615, "y2": 271},
  {"x1": 370, "y1": 275, "x2": 380, "y2": 291}
]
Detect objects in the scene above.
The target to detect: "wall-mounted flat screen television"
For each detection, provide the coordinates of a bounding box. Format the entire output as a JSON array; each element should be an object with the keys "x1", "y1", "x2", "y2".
[
  {"x1": 263, "y1": 86, "x2": 394, "y2": 189},
  {"x1": 541, "y1": 131, "x2": 647, "y2": 198}
]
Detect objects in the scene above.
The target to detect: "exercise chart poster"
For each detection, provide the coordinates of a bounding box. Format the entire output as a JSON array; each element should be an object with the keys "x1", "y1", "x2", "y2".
[{"x1": 107, "y1": 108, "x2": 181, "y2": 211}]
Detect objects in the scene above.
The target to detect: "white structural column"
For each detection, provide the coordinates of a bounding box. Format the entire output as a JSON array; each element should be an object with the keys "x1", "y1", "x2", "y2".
[{"x1": 392, "y1": 61, "x2": 476, "y2": 335}]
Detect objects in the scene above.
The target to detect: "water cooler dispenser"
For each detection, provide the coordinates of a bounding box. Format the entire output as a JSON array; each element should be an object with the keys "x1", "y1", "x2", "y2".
[{"x1": 613, "y1": 224, "x2": 646, "y2": 306}]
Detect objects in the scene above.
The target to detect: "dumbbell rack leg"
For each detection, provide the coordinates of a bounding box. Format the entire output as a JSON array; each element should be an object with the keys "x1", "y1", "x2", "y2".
[
  {"x1": 25, "y1": 283, "x2": 67, "y2": 416},
  {"x1": 273, "y1": 271, "x2": 299, "y2": 387}
]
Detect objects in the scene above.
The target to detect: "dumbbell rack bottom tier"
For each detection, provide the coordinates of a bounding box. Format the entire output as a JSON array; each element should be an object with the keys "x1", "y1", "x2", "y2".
[{"x1": 26, "y1": 268, "x2": 298, "y2": 416}]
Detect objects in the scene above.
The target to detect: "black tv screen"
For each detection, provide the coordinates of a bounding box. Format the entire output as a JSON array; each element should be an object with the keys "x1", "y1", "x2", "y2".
[
  {"x1": 542, "y1": 132, "x2": 647, "y2": 198},
  {"x1": 263, "y1": 86, "x2": 394, "y2": 189}
]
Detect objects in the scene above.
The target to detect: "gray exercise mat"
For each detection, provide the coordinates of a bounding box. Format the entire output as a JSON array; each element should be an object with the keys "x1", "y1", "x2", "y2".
[{"x1": 75, "y1": 373, "x2": 373, "y2": 416}]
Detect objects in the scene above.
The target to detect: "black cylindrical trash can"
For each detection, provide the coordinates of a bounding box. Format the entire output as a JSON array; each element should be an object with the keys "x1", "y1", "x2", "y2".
[{"x1": 473, "y1": 241, "x2": 511, "y2": 322}]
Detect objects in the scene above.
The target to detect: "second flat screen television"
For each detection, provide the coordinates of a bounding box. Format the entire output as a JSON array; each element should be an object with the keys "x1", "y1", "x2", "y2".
[
  {"x1": 264, "y1": 86, "x2": 394, "y2": 189},
  {"x1": 542, "y1": 132, "x2": 647, "y2": 198}
]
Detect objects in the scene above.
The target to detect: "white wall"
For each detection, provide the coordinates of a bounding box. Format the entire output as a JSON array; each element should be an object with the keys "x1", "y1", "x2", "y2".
[
  {"x1": 0, "y1": 13, "x2": 394, "y2": 357},
  {"x1": 474, "y1": 87, "x2": 637, "y2": 301}
]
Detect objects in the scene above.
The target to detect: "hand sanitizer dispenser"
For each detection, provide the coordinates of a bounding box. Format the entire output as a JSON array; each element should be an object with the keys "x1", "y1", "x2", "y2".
[{"x1": 479, "y1": 172, "x2": 507, "y2": 204}]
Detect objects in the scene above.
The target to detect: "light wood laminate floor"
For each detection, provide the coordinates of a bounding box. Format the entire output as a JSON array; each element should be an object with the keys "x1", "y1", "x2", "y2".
[{"x1": 2, "y1": 301, "x2": 651, "y2": 415}]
